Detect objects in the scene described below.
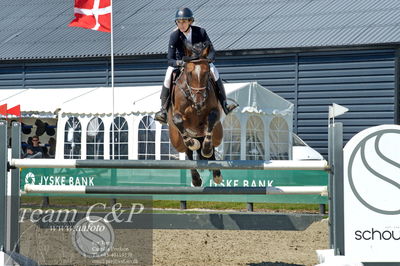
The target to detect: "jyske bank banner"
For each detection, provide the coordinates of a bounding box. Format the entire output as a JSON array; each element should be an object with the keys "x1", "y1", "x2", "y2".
[
  {"x1": 344, "y1": 125, "x2": 400, "y2": 262},
  {"x1": 21, "y1": 168, "x2": 327, "y2": 204}
]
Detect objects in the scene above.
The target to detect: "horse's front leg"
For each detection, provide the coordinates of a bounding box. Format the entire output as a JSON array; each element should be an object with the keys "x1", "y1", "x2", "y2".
[
  {"x1": 201, "y1": 109, "x2": 219, "y2": 158},
  {"x1": 172, "y1": 113, "x2": 200, "y2": 151},
  {"x1": 186, "y1": 150, "x2": 202, "y2": 187},
  {"x1": 210, "y1": 152, "x2": 222, "y2": 184},
  {"x1": 198, "y1": 149, "x2": 222, "y2": 185}
]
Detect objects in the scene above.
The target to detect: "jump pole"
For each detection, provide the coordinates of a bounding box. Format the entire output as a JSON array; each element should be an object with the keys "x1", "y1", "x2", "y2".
[
  {"x1": 11, "y1": 159, "x2": 329, "y2": 171},
  {"x1": 23, "y1": 184, "x2": 328, "y2": 195}
]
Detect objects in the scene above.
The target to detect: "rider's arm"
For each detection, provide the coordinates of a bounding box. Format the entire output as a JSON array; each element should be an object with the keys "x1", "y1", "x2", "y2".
[
  {"x1": 167, "y1": 30, "x2": 184, "y2": 67},
  {"x1": 201, "y1": 28, "x2": 216, "y2": 62}
]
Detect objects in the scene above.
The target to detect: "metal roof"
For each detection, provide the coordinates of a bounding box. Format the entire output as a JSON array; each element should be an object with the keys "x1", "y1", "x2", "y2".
[{"x1": 1, "y1": 0, "x2": 400, "y2": 60}]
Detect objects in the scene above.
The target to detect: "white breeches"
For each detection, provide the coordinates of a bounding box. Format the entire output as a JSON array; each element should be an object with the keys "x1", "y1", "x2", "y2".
[{"x1": 163, "y1": 63, "x2": 220, "y2": 88}]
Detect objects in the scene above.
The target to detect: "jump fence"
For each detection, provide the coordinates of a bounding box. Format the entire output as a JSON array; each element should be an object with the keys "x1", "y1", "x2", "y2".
[
  {"x1": 0, "y1": 121, "x2": 344, "y2": 263},
  {"x1": 11, "y1": 158, "x2": 329, "y2": 171}
]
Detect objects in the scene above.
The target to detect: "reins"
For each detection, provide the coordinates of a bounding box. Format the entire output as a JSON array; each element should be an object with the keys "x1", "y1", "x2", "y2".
[{"x1": 176, "y1": 59, "x2": 211, "y2": 109}]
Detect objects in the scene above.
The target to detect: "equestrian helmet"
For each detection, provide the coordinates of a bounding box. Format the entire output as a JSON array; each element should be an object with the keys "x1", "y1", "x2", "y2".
[{"x1": 175, "y1": 7, "x2": 194, "y2": 21}]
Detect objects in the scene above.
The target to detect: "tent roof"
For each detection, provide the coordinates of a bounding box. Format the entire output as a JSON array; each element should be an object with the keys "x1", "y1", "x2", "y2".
[
  {"x1": 0, "y1": 87, "x2": 96, "y2": 117},
  {"x1": 0, "y1": 82, "x2": 293, "y2": 117}
]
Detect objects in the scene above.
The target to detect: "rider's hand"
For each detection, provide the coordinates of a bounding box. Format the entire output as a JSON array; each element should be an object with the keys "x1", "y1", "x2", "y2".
[{"x1": 182, "y1": 56, "x2": 192, "y2": 62}]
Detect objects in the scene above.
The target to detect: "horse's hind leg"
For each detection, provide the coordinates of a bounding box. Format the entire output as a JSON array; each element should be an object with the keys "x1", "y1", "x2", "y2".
[
  {"x1": 172, "y1": 113, "x2": 201, "y2": 151},
  {"x1": 186, "y1": 150, "x2": 202, "y2": 187},
  {"x1": 201, "y1": 109, "x2": 219, "y2": 158}
]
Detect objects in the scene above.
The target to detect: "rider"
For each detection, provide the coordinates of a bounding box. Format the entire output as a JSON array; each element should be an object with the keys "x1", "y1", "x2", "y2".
[{"x1": 154, "y1": 7, "x2": 238, "y2": 124}]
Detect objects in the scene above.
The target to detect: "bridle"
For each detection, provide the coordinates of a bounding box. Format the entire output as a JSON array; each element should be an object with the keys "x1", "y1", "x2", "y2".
[
  {"x1": 180, "y1": 59, "x2": 211, "y2": 111},
  {"x1": 186, "y1": 80, "x2": 208, "y2": 109}
]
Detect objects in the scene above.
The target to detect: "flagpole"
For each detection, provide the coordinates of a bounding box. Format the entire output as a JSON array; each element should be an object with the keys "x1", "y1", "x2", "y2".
[{"x1": 110, "y1": 0, "x2": 115, "y2": 160}]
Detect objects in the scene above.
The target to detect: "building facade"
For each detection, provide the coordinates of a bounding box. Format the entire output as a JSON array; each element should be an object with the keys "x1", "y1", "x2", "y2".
[
  {"x1": 1, "y1": 0, "x2": 400, "y2": 157},
  {"x1": 1, "y1": 47, "x2": 398, "y2": 157}
]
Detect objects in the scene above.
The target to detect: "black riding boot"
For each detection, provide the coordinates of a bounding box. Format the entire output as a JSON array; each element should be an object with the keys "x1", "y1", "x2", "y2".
[
  {"x1": 215, "y1": 78, "x2": 238, "y2": 115},
  {"x1": 155, "y1": 85, "x2": 170, "y2": 124}
]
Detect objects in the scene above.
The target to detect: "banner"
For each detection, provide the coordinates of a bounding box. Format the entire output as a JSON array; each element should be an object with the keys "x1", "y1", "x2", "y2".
[{"x1": 344, "y1": 125, "x2": 400, "y2": 261}]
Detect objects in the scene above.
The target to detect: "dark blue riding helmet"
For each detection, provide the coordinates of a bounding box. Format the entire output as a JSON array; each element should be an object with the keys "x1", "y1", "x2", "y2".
[{"x1": 175, "y1": 7, "x2": 194, "y2": 21}]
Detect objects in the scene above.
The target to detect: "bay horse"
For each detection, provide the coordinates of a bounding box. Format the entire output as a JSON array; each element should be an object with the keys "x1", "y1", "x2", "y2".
[{"x1": 167, "y1": 41, "x2": 223, "y2": 187}]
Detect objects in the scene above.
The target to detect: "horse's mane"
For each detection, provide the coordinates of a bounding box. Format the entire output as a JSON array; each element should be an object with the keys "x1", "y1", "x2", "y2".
[{"x1": 184, "y1": 41, "x2": 211, "y2": 59}]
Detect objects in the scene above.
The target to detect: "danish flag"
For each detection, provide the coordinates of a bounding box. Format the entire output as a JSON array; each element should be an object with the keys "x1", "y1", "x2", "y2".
[{"x1": 69, "y1": 0, "x2": 111, "y2": 32}]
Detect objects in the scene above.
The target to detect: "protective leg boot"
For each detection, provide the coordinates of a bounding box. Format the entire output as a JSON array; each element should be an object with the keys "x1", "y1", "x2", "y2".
[
  {"x1": 215, "y1": 78, "x2": 238, "y2": 115},
  {"x1": 155, "y1": 86, "x2": 170, "y2": 124}
]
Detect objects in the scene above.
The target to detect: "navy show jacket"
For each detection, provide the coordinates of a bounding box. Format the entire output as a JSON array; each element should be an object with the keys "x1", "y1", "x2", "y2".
[{"x1": 167, "y1": 25, "x2": 216, "y2": 67}]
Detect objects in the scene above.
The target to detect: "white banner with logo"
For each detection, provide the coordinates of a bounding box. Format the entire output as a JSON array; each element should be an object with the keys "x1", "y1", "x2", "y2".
[{"x1": 344, "y1": 125, "x2": 400, "y2": 261}]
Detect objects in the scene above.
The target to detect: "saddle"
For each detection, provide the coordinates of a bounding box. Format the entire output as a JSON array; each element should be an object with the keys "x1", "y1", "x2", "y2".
[
  {"x1": 172, "y1": 68, "x2": 181, "y2": 86},
  {"x1": 170, "y1": 68, "x2": 182, "y2": 106}
]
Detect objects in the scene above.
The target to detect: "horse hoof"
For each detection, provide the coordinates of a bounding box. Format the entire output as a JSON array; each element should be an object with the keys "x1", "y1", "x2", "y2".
[
  {"x1": 213, "y1": 175, "x2": 223, "y2": 184},
  {"x1": 188, "y1": 139, "x2": 201, "y2": 151},
  {"x1": 191, "y1": 177, "x2": 203, "y2": 187},
  {"x1": 201, "y1": 148, "x2": 213, "y2": 158}
]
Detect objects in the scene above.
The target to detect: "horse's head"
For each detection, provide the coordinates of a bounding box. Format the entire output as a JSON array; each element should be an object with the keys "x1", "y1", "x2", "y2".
[{"x1": 182, "y1": 41, "x2": 211, "y2": 111}]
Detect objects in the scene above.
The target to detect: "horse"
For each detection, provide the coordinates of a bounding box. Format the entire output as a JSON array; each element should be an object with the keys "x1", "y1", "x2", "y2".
[{"x1": 167, "y1": 41, "x2": 223, "y2": 187}]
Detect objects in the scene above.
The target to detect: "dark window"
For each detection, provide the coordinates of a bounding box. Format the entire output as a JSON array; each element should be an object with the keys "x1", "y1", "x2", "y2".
[
  {"x1": 87, "y1": 117, "x2": 104, "y2": 159},
  {"x1": 246, "y1": 116, "x2": 265, "y2": 160},
  {"x1": 138, "y1": 116, "x2": 156, "y2": 160},
  {"x1": 160, "y1": 124, "x2": 179, "y2": 160},
  {"x1": 110, "y1": 117, "x2": 128, "y2": 160},
  {"x1": 64, "y1": 117, "x2": 81, "y2": 159},
  {"x1": 222, "y1": 115, "x2": 241, "y2": 160},
  {"x1": 269, "y1": 117, "x2": 289, "y2": 160}
]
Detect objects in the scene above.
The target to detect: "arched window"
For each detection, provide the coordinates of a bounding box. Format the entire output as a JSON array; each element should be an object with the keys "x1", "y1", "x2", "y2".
[
  {"x1": 222, "y1": 115, "x2": 241, "y2": 160},
  {"x1": 160, "y1": 124, "x2": 179, "y2": 160},
  {"x1": 246, "y1": 116, "x2": 265, "y2": 160},
  {"x1": 110, "y1": 117, "x2": 128, "y2": 160},
  {"x1": 64, "y1": 117, "x2": 81, "y2": 159},
  {"x1": 87, "y1": 117, "x2": 104, "y2": 159},
  {"x1": 269, "y1": 117, "x2": 289, "y2": 160},
  {"x1": 138, "y1": 115, "x2": 156, "y2": 160}
]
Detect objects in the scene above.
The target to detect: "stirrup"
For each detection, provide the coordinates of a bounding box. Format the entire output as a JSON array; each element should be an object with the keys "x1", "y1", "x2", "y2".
[
  {"x1": 155, "y1": 110, "x2": 168, "y2": 124},
  {"x1": 222, "y1": 102, "x2": 239, "y2": 115}
]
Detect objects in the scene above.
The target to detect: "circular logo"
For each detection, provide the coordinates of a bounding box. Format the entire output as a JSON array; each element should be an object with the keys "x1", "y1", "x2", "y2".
[
  {"x1": 348, "y1": 129, "x2": 400, "y2": 215},
  {"x1": 25, "y1": 172, "x2": 35, "y2": 185},
  {"x1": 71, "y1": 216, "x2": 115, "y2": 258}
]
